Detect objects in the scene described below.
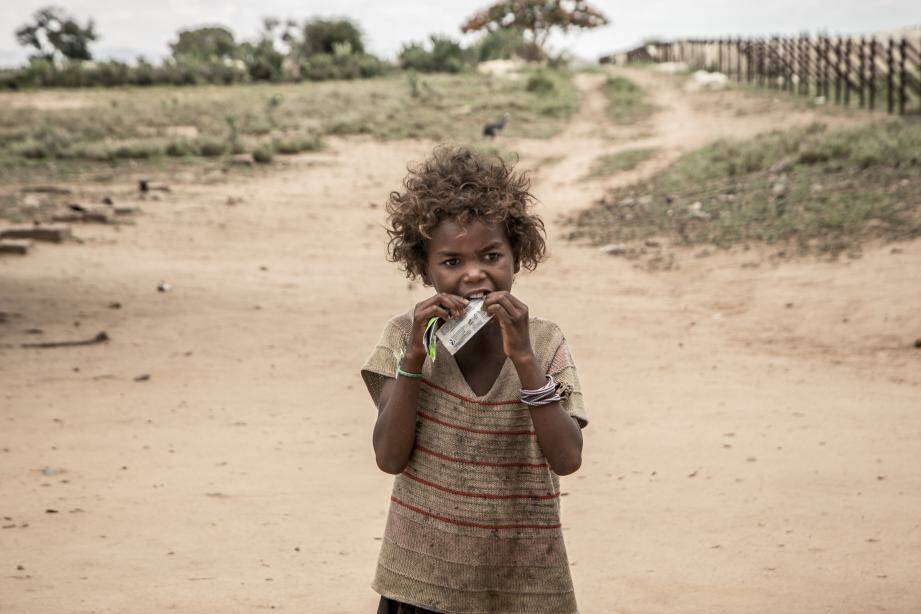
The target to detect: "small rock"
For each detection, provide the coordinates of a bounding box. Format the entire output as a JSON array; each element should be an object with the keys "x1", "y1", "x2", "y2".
[
  {"x1": 600, "y1": 243, "x2": 627, "y2": 256},
  {"x1": 772, "y1": 181, "x2": 787, "y2": 197},
  {"x1": 914, "y1": 338, "x2": 921, "y2": 349},
  {"x1": 134, "y1": 374, "x2": 151, "y2": 382},
  {"x1": 157, "y1": 281, "x2": 172, "y2": 293},
  {"x1": 42, "y1": 467, "x2": 62, "y2": 476},
  {"x1": 0, "y1": 239, "x2": 33, "y2": 255},
  {"x1": 643, "y1": 239, "x2": 661, "y2": 248},
  {"x1": 0, "y1": 223, "x2": 71, "y2": 243},
  {"x1": 230, "y1": 153, "x2": 255, "y2": 166},
  {"x1": 688, "y1": 201, "x2": 709, "y2": 220},
  {"x1": 102, "y1": 196, "x2": 114, "y2": 205},
  {"x1": 108, "y1": 302, "x2": 122, "y2": 309}
]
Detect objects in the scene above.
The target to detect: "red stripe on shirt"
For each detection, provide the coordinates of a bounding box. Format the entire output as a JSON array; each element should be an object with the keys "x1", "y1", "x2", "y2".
[
  {"x1": 403, "y1": 470, "x2": 560, "y2": 500},
  {"x1": 418, "y1": 411, "x2": 536, "y2": 436},
  {"x1": 391, "y1": 496, "x2": 562, "y2": 530},
  {"x1": 421, "y1": 379, "x2": 522, "y2": 407},
  {"x1": 415, "y1": 444, "x2": 548, "y2": 469}
]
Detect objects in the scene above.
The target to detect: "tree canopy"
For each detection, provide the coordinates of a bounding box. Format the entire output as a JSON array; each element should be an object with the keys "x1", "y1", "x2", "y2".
[
  {"x1": 169, "y1": 26, "x2": 237, "y2": 61},
  {"x1": 460, "y1": 0, "x2": 608, "y2": 52},
  {"x1": 300, "y1": 18, "x2": 365, "y2": 56},
  {"x1": 15, "y1": 6, "x2": 98, "y2": 62}
]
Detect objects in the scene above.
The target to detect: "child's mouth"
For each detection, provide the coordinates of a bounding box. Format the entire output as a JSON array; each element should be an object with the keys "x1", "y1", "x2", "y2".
[{"x1": 464, "y1": 290, "x2": 490, "y2": 300}]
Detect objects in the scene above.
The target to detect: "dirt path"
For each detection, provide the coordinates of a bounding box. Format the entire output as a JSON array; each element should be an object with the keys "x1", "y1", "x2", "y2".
[{"x1": 1, "y1": 70, "x2": 919, "y2": 614}]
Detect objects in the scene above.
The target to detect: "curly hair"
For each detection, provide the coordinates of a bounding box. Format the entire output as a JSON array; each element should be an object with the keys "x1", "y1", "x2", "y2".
[{"x1": 385, "y1": 145, "x2": 547, "y2": 281}]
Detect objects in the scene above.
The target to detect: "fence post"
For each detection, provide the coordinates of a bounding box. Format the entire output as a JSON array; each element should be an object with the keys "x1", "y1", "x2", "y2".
[
  {"x1": 718, "y1": 38, "x2": 723, "y2": 73},
  {"x1": 801, "y1": 35, "x2": 808, "y2": 96},
  {"x1": 844, "y1": 38, "x2": 852, "y2": 106},
  {"x1": 858, "y1": 37, "x2": 866, "y2": 108},
  {"x1": 887, "y1": 38, "x2": 894, "y2": 113},
  {"x1": 869, "y1": 38, "x2": 876, "y2": 110},
  {"x1": 898, "y1": 37, "x2": 907, "y2": 114},
  {"x1": 822, "y1": 36, "x2": 831, "y2": 102}
]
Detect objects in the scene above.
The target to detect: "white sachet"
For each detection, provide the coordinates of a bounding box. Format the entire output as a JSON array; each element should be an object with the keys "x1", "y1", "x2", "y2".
[{"x1": 435, "y1": 298, "x2": 492, "y2": 355}]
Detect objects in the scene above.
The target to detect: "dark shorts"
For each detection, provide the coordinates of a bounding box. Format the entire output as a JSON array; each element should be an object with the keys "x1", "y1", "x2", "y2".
[{"x1": 377, "y1": 596, "x2": 439, "y2": 614}]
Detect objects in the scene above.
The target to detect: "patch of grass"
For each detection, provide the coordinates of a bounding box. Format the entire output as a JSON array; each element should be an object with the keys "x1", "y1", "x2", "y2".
[
  {"x1": 587, "y1": 148, "x2": 658, "y2": 178},
  {"x1": 197, "y1": 138, "x2": 228, "y2": 157},
  {"x1": 565, "y1": 120, "x2": 921, "y2": 257},
  {"x1": 165, "y1": 140, "x2": 197, "y2": 157},
  {"x1": 252, "y1": 145, "x2": 274, "y2": 164},
  {"x1": 0, "y1": 71, "x2": 578, "y2": 181},
  {"x1": 274, "y1": 133, "x2": 322, "y2": 155},
  {"x1": 526, "y1": 71, "x2": 556, "y2": 94},
  {"x1": 602, "y1": 76, "x2": 654, "y2": 124}
]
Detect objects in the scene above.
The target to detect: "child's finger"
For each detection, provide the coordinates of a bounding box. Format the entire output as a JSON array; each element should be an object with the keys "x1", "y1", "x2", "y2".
[
  {"x1": 494, "y1": 293, "x2": 525, "y2": 320},
  {"x1": 486, "y1": 302, "x2": 512, "y2": 323}
]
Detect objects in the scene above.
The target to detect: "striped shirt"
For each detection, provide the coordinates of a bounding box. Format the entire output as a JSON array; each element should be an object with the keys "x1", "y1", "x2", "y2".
[{"x1": 361, "y1": 311, "x2": 588, "y2": 614}]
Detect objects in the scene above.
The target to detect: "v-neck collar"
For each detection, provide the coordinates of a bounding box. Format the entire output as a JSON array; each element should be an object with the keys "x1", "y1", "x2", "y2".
[{"x1": 444, "y1": 350, "x2": 511, "y2": 400}]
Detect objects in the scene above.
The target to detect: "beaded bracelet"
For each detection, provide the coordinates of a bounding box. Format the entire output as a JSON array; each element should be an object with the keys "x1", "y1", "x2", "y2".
[
  {"x1": 396, "y1": 349, "x2": 423, "y2": 379},
  {"x1": 520, "y1": 375, "x2": 562, "y2": 406}
]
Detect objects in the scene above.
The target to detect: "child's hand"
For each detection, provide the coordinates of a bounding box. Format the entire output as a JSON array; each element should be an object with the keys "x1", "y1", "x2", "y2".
[
  {"x1": 482, "y1": 291, "x2": 533, "y2": 363},
  {"x1": 407, "y1": 293, "x2": 468, "y2": 360}
]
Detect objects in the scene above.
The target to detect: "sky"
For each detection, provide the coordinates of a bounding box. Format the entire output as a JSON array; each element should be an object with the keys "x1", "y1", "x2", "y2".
[{"x1": 1, "y1": 0, "x2": 920, "y2": 67}]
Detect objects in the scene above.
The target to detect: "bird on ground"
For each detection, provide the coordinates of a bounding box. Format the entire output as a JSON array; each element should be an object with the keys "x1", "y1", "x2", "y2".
[{"x1": 483, "y1": 113, "x2": 510, "y2": 138}]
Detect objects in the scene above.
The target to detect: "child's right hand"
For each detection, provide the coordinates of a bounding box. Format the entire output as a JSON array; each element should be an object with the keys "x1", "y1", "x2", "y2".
[{"x1": 406, "y1": 293, "x2": 468, "y2": 359}]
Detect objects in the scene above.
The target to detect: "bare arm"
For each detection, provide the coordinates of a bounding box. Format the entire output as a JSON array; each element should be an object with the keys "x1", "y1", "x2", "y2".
[
  {"x1": 371, "y1": 348, "x2": 425, "y2": 474},
  {"x1": 513, "y1": 353, "x2": 583, "y2": 476},
  {"x1": 371, "y1": 293, "x2": 468, "y2": 474},
  {"x1": 483, "y1": 291, "x2": 583, "y2": 476}
]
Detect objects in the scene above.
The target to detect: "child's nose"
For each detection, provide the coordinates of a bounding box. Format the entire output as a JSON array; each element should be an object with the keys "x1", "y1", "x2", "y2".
[{"x1": 462, "y1": 264, "x2": 486, "y2": 281}]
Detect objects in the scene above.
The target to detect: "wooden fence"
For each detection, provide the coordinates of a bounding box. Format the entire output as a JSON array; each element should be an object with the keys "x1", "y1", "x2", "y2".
[{"x1": 636, "y1": 36, "x2": 921, "y2": 114}]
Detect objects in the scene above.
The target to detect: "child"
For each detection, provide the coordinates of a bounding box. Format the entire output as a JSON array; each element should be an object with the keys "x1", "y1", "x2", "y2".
[{"x1": 361, "y1": 145, "x2": 589, "y2": 614}]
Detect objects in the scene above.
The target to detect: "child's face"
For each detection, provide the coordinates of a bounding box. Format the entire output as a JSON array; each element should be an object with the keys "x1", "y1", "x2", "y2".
[{"x1": 423, "y1": 218, "x2": 518, "y2": 299}]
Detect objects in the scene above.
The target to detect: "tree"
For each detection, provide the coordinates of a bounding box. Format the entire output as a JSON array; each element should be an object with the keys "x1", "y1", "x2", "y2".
[
  {"x1": 15, "y1": 6, "x2": 98, "y2": 62},
  {"x1": 300, "y1": 18, "x2": 365, "y2": 56},
  {"x1": 460, "y1": 0, "x2": 608, "y2": 55},
  {"x1": 170, "y1": 26, "x2": 237, "y2": 61}
]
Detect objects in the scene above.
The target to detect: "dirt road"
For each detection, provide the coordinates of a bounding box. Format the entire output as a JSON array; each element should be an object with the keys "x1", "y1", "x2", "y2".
[{"x1": 2, "y1": 69, "x2": 919, "y2": 613}]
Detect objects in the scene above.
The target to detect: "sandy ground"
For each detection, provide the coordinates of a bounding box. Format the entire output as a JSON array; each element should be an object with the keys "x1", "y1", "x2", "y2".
[{"x1": 1, "y1": 68, "x2": 920, "y2": 614}]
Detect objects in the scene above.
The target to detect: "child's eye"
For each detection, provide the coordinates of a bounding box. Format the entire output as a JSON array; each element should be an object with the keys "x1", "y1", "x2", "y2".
[
  {"x1": 485, "y1": 252, "x2": 501, "y2": 262},
  {"x1": 442, "y1": 258, "x2": 459, "y2": 267}
]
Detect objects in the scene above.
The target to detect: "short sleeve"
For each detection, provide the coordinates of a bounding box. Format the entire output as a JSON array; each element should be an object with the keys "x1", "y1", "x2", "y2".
[
  {"x1": 547, "y1": 335, "x2": 589, "y2": 429},
  {"x1": 360, "y1": 314, "x2": 411, "y2": 409}
]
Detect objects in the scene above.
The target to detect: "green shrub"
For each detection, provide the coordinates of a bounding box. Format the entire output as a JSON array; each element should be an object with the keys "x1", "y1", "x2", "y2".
[
  {"x1": 526, "y1": 72, "x2": 555, "y2": 94},
  {"x1": 111, "y1": 141, "x2": 161, "y2": 159},
  {"x1": 274, "y1": 133, "x2": 322, "y2": 154},
  {"x1": 252, "y1": 145, "x2": 274, "y2": 163},
  {"x1": 166, "y1": 140, "x2": 196, "y2": 157},
  {"x1": 301, "y1": 54, "x2": 337, "y2": 81},
  {"x1": 399, "y1": 35, "x2": 468, "y2": 73},
  {"x1": 473, "y1": 28, "x2": 527, "y2": 62},
  {"x1": 198, "y1": 138, "x2": 228, "y2": 157},
  {"x1": 301, "y1": 18, "x2": 366, "y2": 56}
]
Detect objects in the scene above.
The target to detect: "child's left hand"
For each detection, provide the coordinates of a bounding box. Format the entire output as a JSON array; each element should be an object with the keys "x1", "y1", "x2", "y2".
[{"x1": 482, "y1": 291, "x2": 533, "y2": 363}]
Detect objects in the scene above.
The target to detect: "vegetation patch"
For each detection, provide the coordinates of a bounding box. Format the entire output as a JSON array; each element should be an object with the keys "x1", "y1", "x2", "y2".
[
  {"x1": 602, "y1": 76, "x2": 654, "y2": 124},
  {"x1": 565, "y1": 120, "x2": 921, "y2": 257},
  {"x1": 0, "y1": 69, "x2": 578, "y2": 181},
  {"x1": 586, "y1": 147, "x2": 658, "y2": 178}
]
